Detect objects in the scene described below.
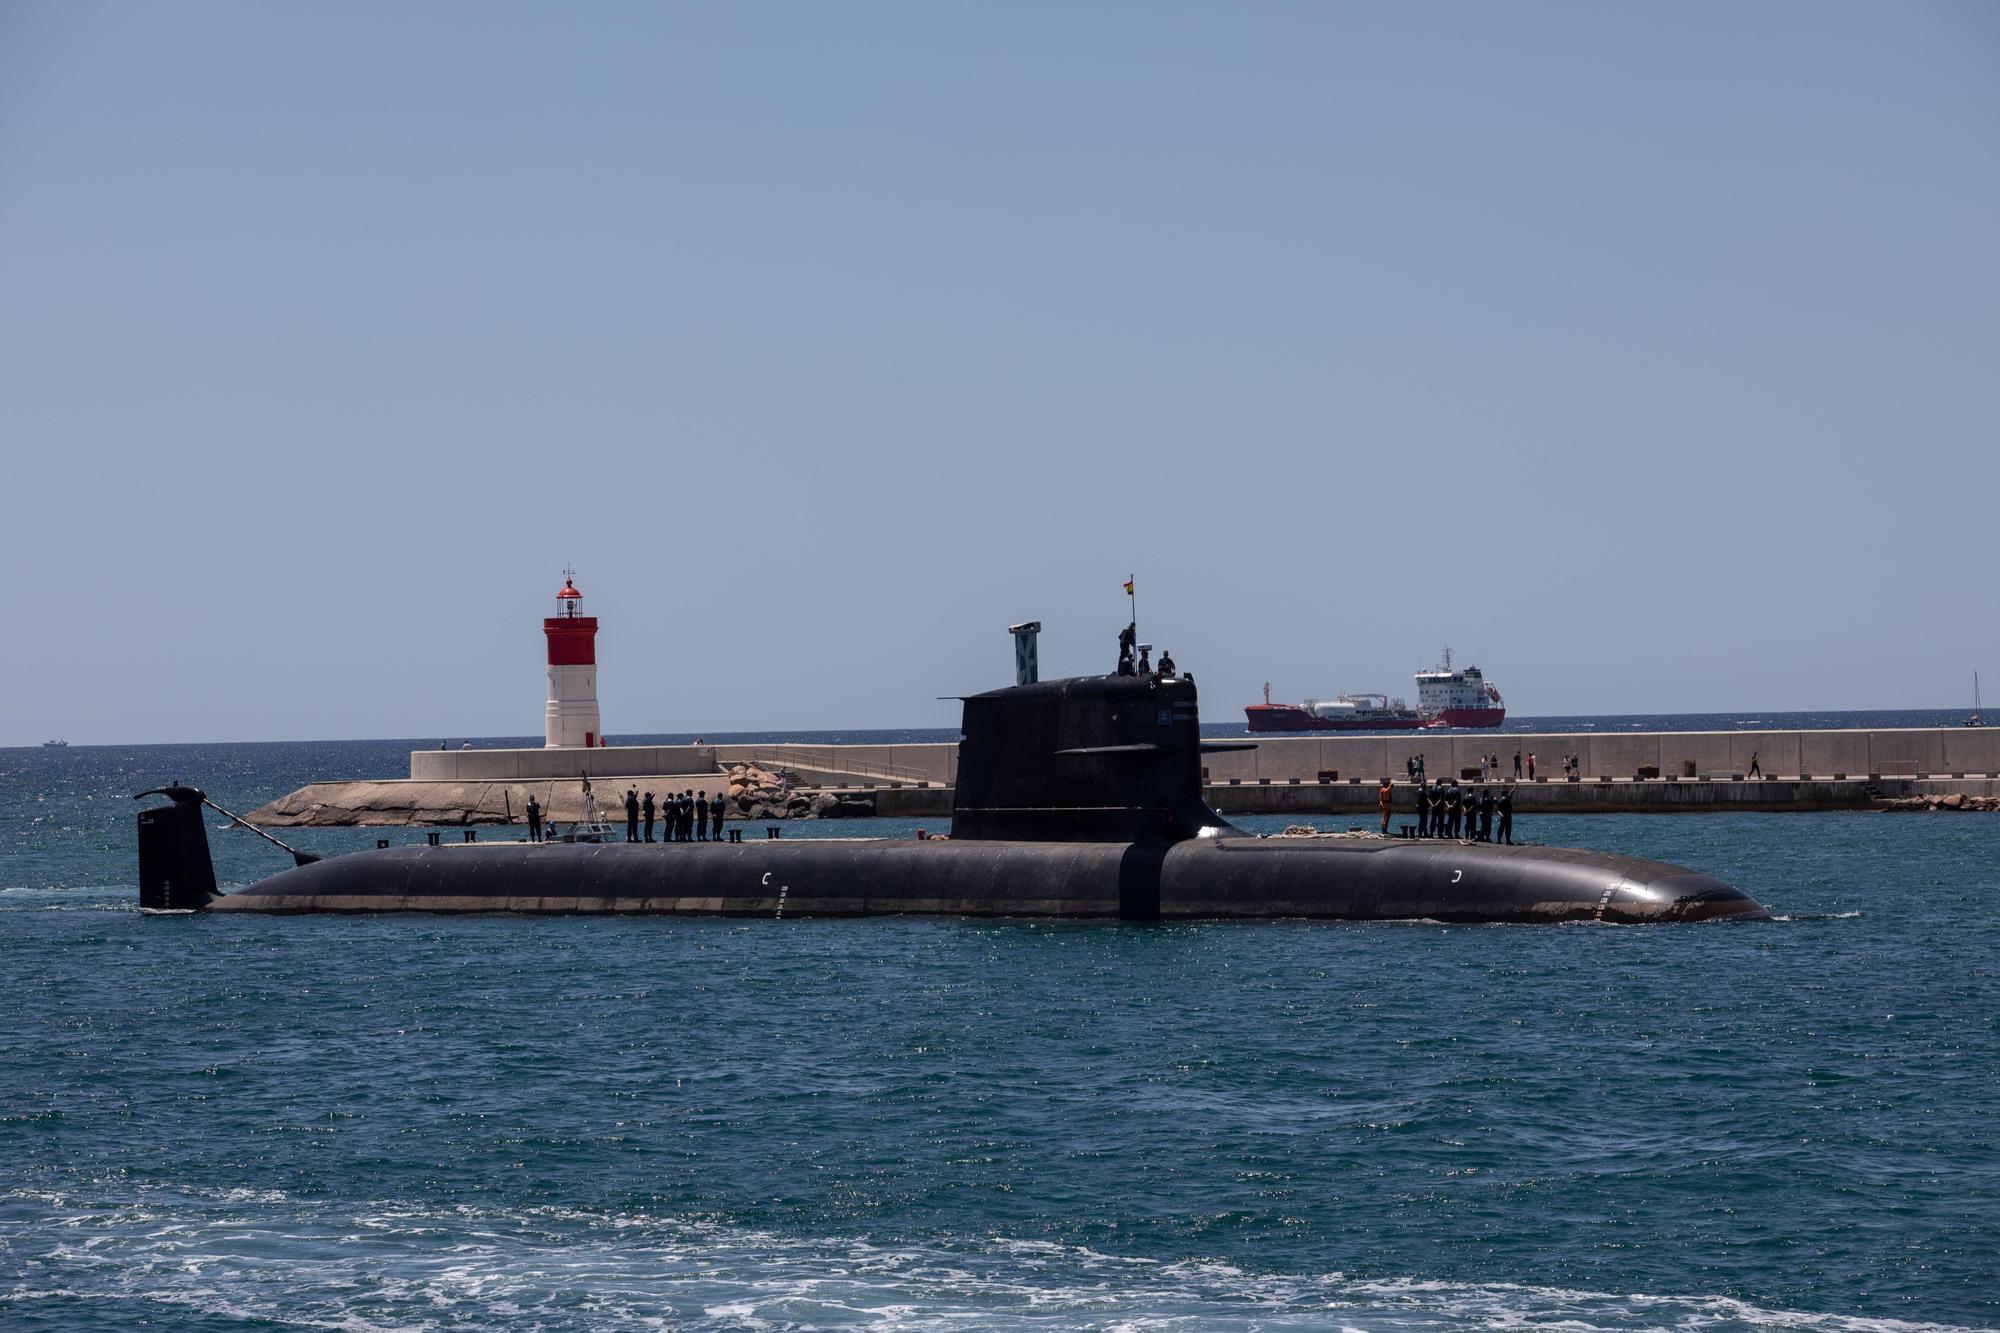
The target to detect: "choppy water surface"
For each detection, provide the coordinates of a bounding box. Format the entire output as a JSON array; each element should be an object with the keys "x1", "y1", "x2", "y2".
[{"x1": 1, "y1": 742, "x2": 1996, "y2": 1330}]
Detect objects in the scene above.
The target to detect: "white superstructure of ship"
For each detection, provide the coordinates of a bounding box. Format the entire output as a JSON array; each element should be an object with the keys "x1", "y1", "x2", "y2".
[{"x1": 1414, "y1": 648, "x2": 1506, "y2": 727}]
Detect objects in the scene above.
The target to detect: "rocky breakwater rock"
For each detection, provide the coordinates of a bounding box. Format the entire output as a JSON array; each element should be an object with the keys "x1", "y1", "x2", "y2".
[
  {"x1": 1876, "y1": 793, "x2": 1999, "y2": 812},
  {"x1": 724, "y1": 764, "x2": 877, "y2": 821}
]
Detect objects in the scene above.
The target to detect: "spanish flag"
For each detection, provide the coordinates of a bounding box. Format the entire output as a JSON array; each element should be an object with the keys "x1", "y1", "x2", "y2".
[{"x1": 1123, "y1": 577, "x2": 1134, "y2": 596}]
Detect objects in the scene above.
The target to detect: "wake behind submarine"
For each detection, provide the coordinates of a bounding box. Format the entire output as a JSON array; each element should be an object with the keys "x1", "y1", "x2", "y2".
[{"x1": 135, "y1": 627, "x2": 1767, "y2": 924}]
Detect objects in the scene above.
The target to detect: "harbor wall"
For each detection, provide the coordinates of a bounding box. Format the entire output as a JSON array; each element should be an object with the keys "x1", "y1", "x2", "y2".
[
  {"x1": 245, "y1": 773, "x2": 2000, "y2": 827},
  {"x1": 411, "y1": 742, "x2": 955, "y2": 787},
  {"x1": 1197, "y1": 727, "x2": 2000, "y2": 783},
  {"x1": 412, "y1": 727, "x2": 1999, "y2": 790},
  {"x1": 239, "y1": 727, "x2": 1999, "y2": 827},
  {"x1": 414, "y1": 728, "x2": 1992, "y2": 788}
]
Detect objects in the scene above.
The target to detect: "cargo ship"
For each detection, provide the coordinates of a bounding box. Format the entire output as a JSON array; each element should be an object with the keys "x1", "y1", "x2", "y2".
[
  {"x1": 1243, "y1": 684, "x2": 1424, "y2": 733},
  {"x1": 1245, "y1": 648, "x2": 1506, "y2": 732}
]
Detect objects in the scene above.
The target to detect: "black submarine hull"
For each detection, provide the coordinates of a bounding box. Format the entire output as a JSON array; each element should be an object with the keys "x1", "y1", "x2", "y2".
[
  {"x1": 205, "y1": 835, "x2": 1765, "y2": 924},
  {"x1": 140, "y1": 671, "x2": 1766, "y2": 924}
]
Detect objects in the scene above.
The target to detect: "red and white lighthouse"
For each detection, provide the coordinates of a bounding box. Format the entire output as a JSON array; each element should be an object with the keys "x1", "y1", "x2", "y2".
[{"x1": 544, "y1": 570, "x2": 603, "y2": 748}]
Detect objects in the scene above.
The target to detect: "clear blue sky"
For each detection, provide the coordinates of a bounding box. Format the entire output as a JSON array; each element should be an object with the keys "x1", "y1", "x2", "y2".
[{"x1": 3, "y1": 2, "x2": 1994, "y2": 744}]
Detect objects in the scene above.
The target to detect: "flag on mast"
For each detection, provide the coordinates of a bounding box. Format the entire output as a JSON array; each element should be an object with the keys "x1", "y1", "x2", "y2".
[{"x1": 1123, "y1": 577, "x2": 1134, "y2": 596}]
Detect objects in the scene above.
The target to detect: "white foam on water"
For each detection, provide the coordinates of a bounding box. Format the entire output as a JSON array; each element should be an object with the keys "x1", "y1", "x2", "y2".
[{"x1": 3, "y1": 1189, "x2": 1992, "y2": 1332}]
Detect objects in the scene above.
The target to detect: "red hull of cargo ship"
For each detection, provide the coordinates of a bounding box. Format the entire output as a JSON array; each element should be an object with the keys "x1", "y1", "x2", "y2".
[
  {"x1": 1245, "y1": 704, "x2": 1427, "y2": 733},
  {"x1": 1427, "y1": 707, "x2": 1506, "y2": 728}
]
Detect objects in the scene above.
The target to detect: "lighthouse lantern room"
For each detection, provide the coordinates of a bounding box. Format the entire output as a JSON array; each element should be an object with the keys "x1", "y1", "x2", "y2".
[{"x1": 544, "y1": 569, "x2": 603, "y2": 748}]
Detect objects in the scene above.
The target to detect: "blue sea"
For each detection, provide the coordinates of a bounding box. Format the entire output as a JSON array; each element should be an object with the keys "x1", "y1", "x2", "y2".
[{"x1": 2, "y1": 735, "x2": 1996, "y2": 1331}]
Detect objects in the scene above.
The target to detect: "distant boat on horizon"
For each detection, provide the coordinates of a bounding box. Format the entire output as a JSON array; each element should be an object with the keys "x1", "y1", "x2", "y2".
[{"x1": 42, "y1": 739, "x2": 68, "y2": 748}]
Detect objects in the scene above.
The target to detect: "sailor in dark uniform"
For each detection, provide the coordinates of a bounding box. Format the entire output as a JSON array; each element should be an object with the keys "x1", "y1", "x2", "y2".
[
  {"x1": 1477, "y1": 786, "x2": 1496, "y2": 842},
  {"x1": 1447, "y1": 781, "x2": 1463, "y2": 839},
  {"x1": 1497, "y1": 787, "x2": 1515, "y2": 845},
  {"x1": 679, "y1": 791, "x2": 695, "y2": 842},
  {"x1": 642, "y1": 791, "x2": 656, "y2": 842},
  {"x1": 1413, "y1": 782, "x2": 1428, "y2": 837},
  {"x1": 624, "y1": 788, "x2": 640, "y2": 842},
  {"x1": 711, "y1": 792, "x2": 726, "y2": 841},
  {"x1": 696, "y1": 792, "x2": 710, "y2": 841},
  {"x1": 525, "y1": 794, "x2": 542, "y2": 843}
]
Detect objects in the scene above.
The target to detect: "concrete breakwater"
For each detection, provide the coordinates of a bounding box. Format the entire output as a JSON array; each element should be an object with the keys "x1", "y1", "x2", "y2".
[{"x1": 241, "y1": 726, "x2": 2000, "y2": 827}]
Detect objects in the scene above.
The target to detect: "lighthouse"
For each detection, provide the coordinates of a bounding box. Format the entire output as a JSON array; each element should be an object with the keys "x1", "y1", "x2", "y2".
[{"x1": 544, "y1": 570, "x2": 603, "y2": 748}]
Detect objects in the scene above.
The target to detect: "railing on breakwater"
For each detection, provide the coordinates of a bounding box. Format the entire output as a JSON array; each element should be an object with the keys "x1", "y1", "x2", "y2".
[{"x1": 731, "y1": 746, "x2": 943, "y2": 788}]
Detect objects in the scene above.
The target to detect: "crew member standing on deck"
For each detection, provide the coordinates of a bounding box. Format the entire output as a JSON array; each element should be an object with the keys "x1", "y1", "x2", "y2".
[
  {"x1": 696, "y1": 792, "x2": 710, "y2": 841},
  {"x1": 711, "y1": 793, "x2": 726, "y2": 841},
  {"x1": 1448, "y1": 780, "x2": 1464, "y2": 839},
  {"x1": 681, "y1": 790, "x2": 696, "y2": 842},
  {"x1": 1378, "y1": 778, "x2": 1393, "y2": 834},
  {"x1": 1478, "y1": 785, "x2": 1496, "y2": 842},
  {"x1": 1497, "y1": 786, "x2": 1515, "y2": 845},
  {"x1": 642, "y1": 792, "x2": 656, "y2": 842},
  {"x1": 624, "y1": 788, "x2": 639, "y2": 842},
  {"x1": 526, "y1": 793, "x2": 543, "y2": 843}
]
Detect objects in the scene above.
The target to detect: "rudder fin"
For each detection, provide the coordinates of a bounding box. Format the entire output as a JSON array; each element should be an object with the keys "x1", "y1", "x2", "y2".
[{"x1": 135, "y1": 785, "x2": 219, "y2": 911}]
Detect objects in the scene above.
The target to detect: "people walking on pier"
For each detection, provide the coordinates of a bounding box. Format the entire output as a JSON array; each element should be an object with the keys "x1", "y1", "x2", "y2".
[
  {"x1": 696, "y1": 793, "x2": 710, "y2": 841},
  {"x1": 526, "y1": 794, "x2": 543, "y2": 843},
  {"x1": 1497, "y1": 787, "x2": 1514, "y2": 845},
  {"x1": 1378, "y1": 779, "x2": 1393, "y2": 834},
  {"x1": 1749, "y1": 751, "x2": 1761, "y2": 778},
  {"x1": 624, "y1": 788, "x2": 640, "y2": 842},
  {"x1": 1478, "y1": 786, "x2": 1495, "y2": 842},
  {"x1": 1514, "y1": 750, "x2": 1522, "y2": 779},
  {"x1": 1527, "y1": 753, "x2": 1536, "y2": 781},
  {"x1": 642, "y1": 792, "x2": 656, "y2": 842}
]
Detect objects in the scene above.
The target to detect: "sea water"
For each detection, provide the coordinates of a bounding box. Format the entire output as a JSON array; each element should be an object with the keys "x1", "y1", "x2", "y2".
[{"x1": 1, "y1": 740, "x2": 1995, "y2": 1331}]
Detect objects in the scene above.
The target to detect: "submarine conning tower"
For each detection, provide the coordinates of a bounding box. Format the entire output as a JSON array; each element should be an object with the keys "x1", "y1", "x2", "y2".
[{"x1": 950, "y1": 673, "x2": 1245, "y2": 843}]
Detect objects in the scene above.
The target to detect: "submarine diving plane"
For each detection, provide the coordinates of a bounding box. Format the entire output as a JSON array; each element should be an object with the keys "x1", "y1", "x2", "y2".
[{"x1": 136, "y1": 628, "x2": 1765, "y2": 924}]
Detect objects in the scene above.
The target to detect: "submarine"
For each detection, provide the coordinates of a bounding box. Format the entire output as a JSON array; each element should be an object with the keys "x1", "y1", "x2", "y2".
[{"x1": 135, "y1": 634, "x2": 1767, "y2": 924}]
